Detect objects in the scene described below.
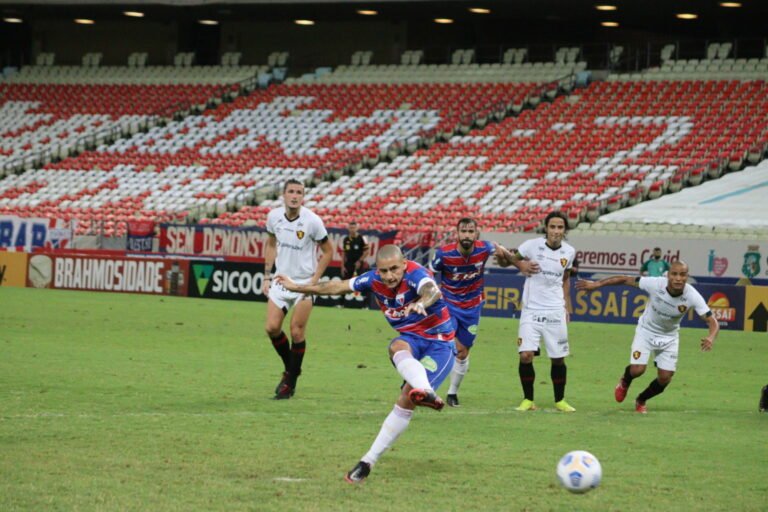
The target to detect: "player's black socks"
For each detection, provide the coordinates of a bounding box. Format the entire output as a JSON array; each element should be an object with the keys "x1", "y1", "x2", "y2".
[
  {"x1": 622, "y1": 365, "x2": 634, "y2": 387},
  {"x1": 637, "y1": 378, "x2": 668, "y2": 403},
  {"x1": 270, "y1": 332, "x2": 291, "y2": 371},
  {"x1": 289, "y1": 340, "x2": 306, "y2": 385},
  {"x1": 551, "y1": 363, "x2": 567, "y2": 402},
  {"x1": 519, "y1": 362, "x2": 535, "y2": 400}
]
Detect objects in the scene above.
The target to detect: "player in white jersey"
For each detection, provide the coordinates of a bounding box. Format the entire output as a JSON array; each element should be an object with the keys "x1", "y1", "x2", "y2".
[
  {"x1": 263, "y1": 179, "x2": 334, "y2": 399},
  {"x1": 576, "y1": 261, "x2": 719, "y2": 413},
  {"x1": 497, "y1": 212, "x2": 577, "y2": 412}
]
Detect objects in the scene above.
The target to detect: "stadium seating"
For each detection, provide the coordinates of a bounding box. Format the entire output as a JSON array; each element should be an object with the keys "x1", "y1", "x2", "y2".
[
  {"x1": 216, "y1": 79, "x2": 768, "y2": 234},
  {"x1": 0, "y1": 79, "x2": 541, "y2": 236}
]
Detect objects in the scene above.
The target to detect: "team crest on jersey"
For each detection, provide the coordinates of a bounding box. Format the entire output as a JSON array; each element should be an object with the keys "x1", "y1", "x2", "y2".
[
  {"x1": 632, "y1": 350, "x2": 641, "y2": 360},
  {"x1": 677, "y1": 305, "x2": 688, "y2": 313},
  {"x1": 296, "y1": 230, "x2": 305, "y2": 240},
  {"x1": 395, "y1": 292, "x2": 406, "y2": 306},
  {"x1": 560, "y1": 258, "x2": 568, "y2": 268}
]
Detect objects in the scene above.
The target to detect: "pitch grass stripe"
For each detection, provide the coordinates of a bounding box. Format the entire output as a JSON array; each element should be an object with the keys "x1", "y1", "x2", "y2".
[{"x1": 2, "y1": 408, "x2": 745, "y2": 420}]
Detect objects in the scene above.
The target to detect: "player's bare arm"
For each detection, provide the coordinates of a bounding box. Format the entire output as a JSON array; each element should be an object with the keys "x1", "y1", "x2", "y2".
[
  {"x1": 262, "y1": 233, "x2": 277, "y2": 295},
  {"x1": 492, "y1": 242, "x2": 540, "y2": 275},
  {"x1": 404, "y1": 281, "x2": 441, "y2": 316},
  {"x1": 274, "y1": 275, "x2": 352, "y2": 296},
  {"x1": 575, "y1": 275, "x2": 639, "y2": 291},
  {"x1": 563, "y1": 277, "x2": 573, "y2": 318},
  {"x1": 700, "y1": 313, "x2": 719, "y2": 352},
  {"x1": 311, "y1": 238, "x2": 334, "y2": 285}
]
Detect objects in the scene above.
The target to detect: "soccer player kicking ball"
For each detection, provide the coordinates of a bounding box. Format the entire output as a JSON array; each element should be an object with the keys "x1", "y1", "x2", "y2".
[
  {"x1": 431, "y1": 217, "x2": 539, "y2": 407},
  {"x1": 275, "y1": 245, "x2": 455, "y2": 483},
  {"x1": 576, "y1": 261, "x2": 719, "y2": 413}
]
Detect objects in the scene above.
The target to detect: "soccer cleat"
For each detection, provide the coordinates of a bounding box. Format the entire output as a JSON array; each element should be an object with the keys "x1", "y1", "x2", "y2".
[
  {"x1": 615, "y1": 378, "x2": 629, "y2": 403},
  {"x1": 274, "y1": 371, "x2": 290, "y2": 395},
  {"x1": 447, "y1": 394, "x2": 460, "y2": 407},
  {"x1": 344, "y1": 461, "x2": 371, "y2": 484},
  {"x1": 274, "y1": 372, "x2": 296, "y2": 400},
  {"x1": 408, "y1": 388, "x2": 445, "y2": 411},
  {"x1": 554, "y1": 400, "x2": 576, "y2": 413},
  {"x1": 635, "y1": 399, "x2": 648, "y2": 414},
  {"x1": 515, "y1": 399, "x2": 537, "y2": 411}
]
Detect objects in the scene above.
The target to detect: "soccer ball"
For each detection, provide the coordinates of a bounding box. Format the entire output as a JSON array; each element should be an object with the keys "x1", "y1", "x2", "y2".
[{"x1": 556, "y1": 450, "x2": 602, "y2": 493}]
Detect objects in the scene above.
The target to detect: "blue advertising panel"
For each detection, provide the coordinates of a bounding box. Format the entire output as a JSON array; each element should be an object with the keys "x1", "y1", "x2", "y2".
[{"x1": 480, "y1": 273, "x2": 746, "y2": 330}]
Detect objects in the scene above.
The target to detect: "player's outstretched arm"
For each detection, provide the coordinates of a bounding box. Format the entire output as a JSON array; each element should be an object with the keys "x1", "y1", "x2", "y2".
[
  {"x1": 274, "y1": 275, "x2": 352, "y2": 296},
  {"x1": 575, "y1": 275, "x2": 638, "y2": 292},
  {"x1": 700, "y1": 313, "x2": 719, "y2": 352},
  {"x1": 404, "y1": 281, "x2": 442, "y2": 316}
]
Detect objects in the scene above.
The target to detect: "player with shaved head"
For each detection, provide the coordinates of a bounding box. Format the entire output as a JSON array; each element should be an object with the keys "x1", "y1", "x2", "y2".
[
  {"x1": 576, "y1": 260, "x2": 719, "y2": 413},
  {"x1": 276, "y1": 244, "x2": 455, "y2": 483}
]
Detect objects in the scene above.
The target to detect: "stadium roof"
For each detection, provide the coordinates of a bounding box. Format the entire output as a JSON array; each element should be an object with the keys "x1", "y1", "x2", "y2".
[{"x1": 1, "y1": 0, "x2": 767, "y2": 38}]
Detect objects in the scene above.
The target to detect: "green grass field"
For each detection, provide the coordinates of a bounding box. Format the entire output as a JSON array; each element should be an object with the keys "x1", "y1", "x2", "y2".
[{"x1": 1, "y1": 287, "x2": 766, "y2": 511}]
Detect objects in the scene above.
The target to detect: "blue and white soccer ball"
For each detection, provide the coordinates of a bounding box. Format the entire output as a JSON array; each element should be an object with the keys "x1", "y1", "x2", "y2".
[{"x1": 556, "y1": 450, "x2": 602, "y2": 493}]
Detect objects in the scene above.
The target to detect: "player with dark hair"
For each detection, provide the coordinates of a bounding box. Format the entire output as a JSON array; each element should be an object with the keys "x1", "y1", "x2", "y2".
[
  {"x1": 262, "y1": 179, "x2": 334, "y2": 399},
  {"x1": 276, "y1": 244, "x2": 454, "y2": 483},
  {"x1": 576, "y1": 260, "x2": 719, "y2": 413},
  {"x1": 497, "y1": 211, "x2": 576, "y2": 412},
  {"x1": 431, "y1": 217, "x2": 538, "y2": 407}
]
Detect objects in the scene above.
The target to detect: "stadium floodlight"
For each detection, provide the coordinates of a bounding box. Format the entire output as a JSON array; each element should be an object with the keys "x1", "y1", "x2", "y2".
[
  {"x1": 357, "y1": 10, "x2": 378, "y2": 16},
  {"x1": 123, "y1": 11, "x2": 144, "y2": 18},
  {"x1": 74, "y1": 18, "x2": 95, "y2": 25},
  {"x1": 198, "y1": 19, "x2": 219, "y2": 25},
  {"x1": 595, "y1": 5, "x2": 617, "y2": 11},
  {"x1": 719, "y1": 2, "x2": 742, "y2": 7},
  {"x1": 676, "y1": 13, "x2": 698, "y2": 19},
  {"x1": 601, "y1": 21, "x2": 619, "y2": 27},
  {"x1": 294, "y1": 19, "x2": 315, "y2": 25},
  {"x1": 469, "y1": 8, "x2": 491, "y2": 14},
  {"x1": 434, "y1": 18, "x2": 454, "y2": 24},
  {"x1": 3, "y1": 17, "x2": 23, "y2": 23}
]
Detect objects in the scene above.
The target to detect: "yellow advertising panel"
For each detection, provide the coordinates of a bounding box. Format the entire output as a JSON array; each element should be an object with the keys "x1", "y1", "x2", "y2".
[
  {"x1": 744, "y1": 286, "x2": 768, "y2": 333},
  {"x1": 0, "y1": 252, "x2": 29, "y2": 288}
]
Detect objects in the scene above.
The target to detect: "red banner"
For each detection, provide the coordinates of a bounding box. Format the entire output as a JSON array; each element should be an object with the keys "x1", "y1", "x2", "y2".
[{"x1": 27, "y1": 253, "x2": 189, "y2": 296}]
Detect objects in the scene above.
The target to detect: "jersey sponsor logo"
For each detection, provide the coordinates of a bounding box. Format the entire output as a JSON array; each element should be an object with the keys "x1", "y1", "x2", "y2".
[
  {"x1": 677, "y1": 305, "x2": 688, "y2": 313},
  {"x1": 420, "y1": 355, "x2": 438, "y2": 372},
  {"x1": 633, "y1": 350, "x2": 642, "y2": 360},
  {"x1": 560, "y1": 258, "x2": 568, "y2": 268},
  {"x1": 468, "y1": 324, "x2": 478, "y2": 335},
  {"x1": 296, "y1": 230, "x2": 305, "y2": 240}
]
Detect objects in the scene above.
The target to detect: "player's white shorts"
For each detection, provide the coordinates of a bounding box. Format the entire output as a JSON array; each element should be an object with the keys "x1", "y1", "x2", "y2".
[
  {"x1": 629, "y1": 327, "x2": 679, "y2": 371},
  {"x1": 517, "y1": 309, "x2": 570, "y2": 358},
  {"x1": 268, "y1": 280, "x2": 314, "y2": 312}
]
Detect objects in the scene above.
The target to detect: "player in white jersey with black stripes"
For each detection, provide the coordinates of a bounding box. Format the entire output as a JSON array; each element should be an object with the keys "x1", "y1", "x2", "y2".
[
  {"x1": 576, "y1": 260, "x2": 719, "y2": 413},
  {"x1": 263, "y1": 179, "x2": 333, "y2": 399},
  {"x1": 498, "y1": 212, "x2": 577, "y2": 412}
]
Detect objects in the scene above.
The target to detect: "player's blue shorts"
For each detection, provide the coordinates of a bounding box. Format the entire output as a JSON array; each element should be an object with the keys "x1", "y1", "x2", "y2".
[
  {"x1": 391, "y1": 333, "x2": 455, "y2": 390},
  {"x1": 448, "y1": 304, "x2": 482, "y2": 348}
]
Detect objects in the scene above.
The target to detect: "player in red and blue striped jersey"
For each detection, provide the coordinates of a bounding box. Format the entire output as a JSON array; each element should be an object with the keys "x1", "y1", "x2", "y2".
[
  {"x1": 276, "y1": 245, "x2": 455, "y2": 484},
  {"x1": 431, "y1": 217, "x2": 539, "y2": 407}
]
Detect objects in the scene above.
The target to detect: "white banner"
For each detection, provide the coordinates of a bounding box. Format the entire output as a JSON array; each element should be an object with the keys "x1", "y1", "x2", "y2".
[{"x1": 485, "y1": 232, "x2": 768, "y2": 280}]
